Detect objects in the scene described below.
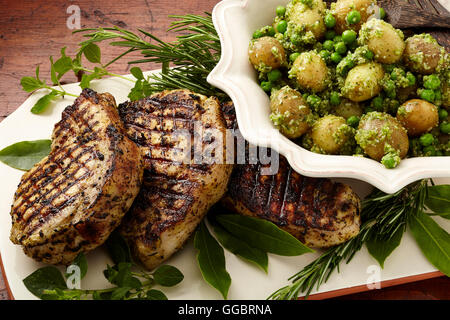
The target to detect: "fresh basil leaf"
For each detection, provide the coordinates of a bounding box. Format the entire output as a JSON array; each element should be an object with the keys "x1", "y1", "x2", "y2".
[
  {"x1": 366, "y1": 226, "x2": 404, "y2": 268},
  {"x1": 105, "y1": 231, "x2": 132, "y2": 264},
  {"x1": 194, "y1": 221, "x2": 231, "y2": 299},
  {"x1": 130, "y1": 67, "x2": 144, "y2": 80},
  {"x1": 425, "y1": 185, "x2": 450, "y2": 219},
  {"x1": 215, "y1": 214, "x2": 313, "y2": 256},
  {"x1": 153, "y1": 265, "x2": 184, "y2": 287},
  {"x1": 66, "y1": 252, "x2": 88, "y2": 279},
  {"x1": 409, "y1": 210, "x2": 450, "y2": 277},
  {"x1": 146, "y1": 289, "x2": 168, "y2": 300},
  {"x1": 31, "y1": 91, "x2": 59, "y2": 114},
  {"x1": 83, "y1": 43, "x2": 101, "y2": 63},
  {"x1": 20, "y1": 76, "x2": 44, "y2": 92},
  {"x1": 23, "y1": 266, "x2": 67, "y2": 299},
  {"x1": 209, "y1": 217, "x2": 268, "y2": 273},
  {"x1": 0, "y1": 139, "x2": 51, "y2": 171},
  {"x1": 111, "y1": 287, "x2": 131, "y2": 300}
]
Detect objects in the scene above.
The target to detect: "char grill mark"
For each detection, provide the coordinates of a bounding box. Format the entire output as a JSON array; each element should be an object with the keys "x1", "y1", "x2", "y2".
[{"x1": 10, "y1": 88, "x2": 144, "y2": 265}]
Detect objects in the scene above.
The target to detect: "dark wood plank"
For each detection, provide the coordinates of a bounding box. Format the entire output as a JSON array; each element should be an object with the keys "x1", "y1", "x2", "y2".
[{"x1": 0, "y1": 0, "x2": 448, "y2": 301}]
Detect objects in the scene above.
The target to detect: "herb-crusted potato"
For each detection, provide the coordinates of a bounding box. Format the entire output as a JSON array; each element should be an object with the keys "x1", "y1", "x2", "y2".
[
  {"x1": 334, "y1": 99, "x2": 363, "y2": 119},
  {"x1": 359, "y1": 19, "x2": 405, "y2": 64},
  {"x1": 292, "y1": 51, "x2": 329, "y2": 92},
  {"x1": 248, "y1": 36, "x2": 286, "y2": 71},
  {"x1": 332, "y1": 0, "x2": 377, "y2": 34},
  {"x1": 287, "y1": 0, "x2": 326, "y2": 40},
  {"x1": 397, "y1": 99, "x2": 439, "y2": 136},
  {"x1": 356, "y1": 112, "x2": 409, "y2": 161},
  {"x1": 312, "y1": 115, "x2": 352, "y2": 154},
  {"x1": 343, "y1": 62, "x2": 384, "y2": 102},
  {"x1": 270, "y1": 86, "x2": 311, "y2": 139},
  {"x1": 403, "y1": 34, "x2": 446, "y2": 75}
]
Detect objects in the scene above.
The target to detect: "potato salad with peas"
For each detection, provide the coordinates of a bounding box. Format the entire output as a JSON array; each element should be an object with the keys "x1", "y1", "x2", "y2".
[{"x1": 248, "y1": 0, "x2": 449, "y2": 169}]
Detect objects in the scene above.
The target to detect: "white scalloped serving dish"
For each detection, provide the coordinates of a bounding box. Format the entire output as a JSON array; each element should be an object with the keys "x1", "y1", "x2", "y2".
[{"x1": 207, "y1": 0, "x2": 450, "y2": 194}]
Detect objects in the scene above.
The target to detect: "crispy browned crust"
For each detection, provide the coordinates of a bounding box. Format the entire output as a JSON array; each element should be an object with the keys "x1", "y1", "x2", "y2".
[
  {"x1": 118, "y1": 89, "x2": 233, "y2": 269},
  {"x1": 220, "y1": 101, "x2": 361, "y2": 247},
  {"x1": 10, "y1": 88, "x2": 144, "y2": 264}
]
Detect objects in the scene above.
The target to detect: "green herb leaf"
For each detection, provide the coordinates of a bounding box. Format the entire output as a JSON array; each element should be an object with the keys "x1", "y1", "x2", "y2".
[
  {"x1": 130, "y1": 67, "x2": 144, "y2": 80},
  {"x1": 216, "y1": 214, "x2": 313, "y2": 256},
  {"x1": 0, "y1": 139, "x2": 51, "y2": 171},
  {"x1": 104, "y1": 262, "x2": 142, "y2": 289},
  {"x1": 20, "y1": 76, "x2": 44, "y2": 92},
  {"x1": 366, "y1": 226, "x2": 404, "y2": 268},
  {"x1": 111, "y1": 287, "x2": 131, "y2": 300},
  {"x1": 83, "y1": 43, "x2": 102, "y2": 63},
  {"x1": 80, "y1": 73, "x2": 95, "y2": 89},
  {"x1": 209, "y1": 217, "x2": 268, "y2": 272},
  {"x1": 105, "y1": 231, "x2": 132, "y2": 264},
  {"x1": 146, "y1": 289, "x2": 168, "y2": 300},
  {"x1": 53, "y1": 48, "x2": 73, "y2": 78},
  {"x1": 425, "y1": 185, "x2": 450, "y2": 219},
  {"x1": 194, "y1": 221, "x2": 231, "y2": 299},
  {"x1": 23, "y1": 266, "x2": 67, "y2": 298},
  {"x1": 50, "y1": 57, "x2": 58, "y2": 85},
  {"x1": 409, "y1": 210, "x2": 450, "y2": 277},
  {"x1": 66, "y1": 252, "x2": 88, "y2": 279},
  {"x1": 31, "y1": 91, "x2": 59, "y2": 114},
  {"x1": 128, "y1": 79, "x2": 144, "y2": 101},
  {"x1": 153, "y1": 265, "x2": 184, "y2": 287}
]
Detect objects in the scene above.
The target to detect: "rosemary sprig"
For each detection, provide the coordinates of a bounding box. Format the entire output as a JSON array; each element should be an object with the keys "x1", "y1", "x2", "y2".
[{"x1": 268, "y1": 180, "x2": 429, "y2": 300}]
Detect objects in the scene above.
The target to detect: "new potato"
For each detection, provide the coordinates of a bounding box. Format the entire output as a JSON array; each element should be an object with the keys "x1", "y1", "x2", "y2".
[
  {"x1": 343, "y1": 62, "x2": 384, "y2": 102},
  {"x1": 287, "y1": 0, "x2": 326, "y2": 40},
  {"x1": 293, "y1": 51, "x2": 329, "y2": 92},
  {"x1": 312, "y1": 115, "x2": 350, "y2": 154},
  {"x1": 356, "y1": 112, "x2": 409, "y2": 161},
  {"x1": 359, "y1": 19, "x2": 405, "y2": 64},
  {"x1": 333, "y1": 0, "x2": 377, "y2": 34},
  {"x1": 403, "y1": 34, "x2": 445, "y2": 75},
  {"x1": 248, "y1": 36, "x2": 286, "y2": 70},
  {"x1": 334, "y1": 99, "x2": 363, "y2": 119},
  {"x1": 397, "y1": 99, "x2": 439, "y2": 136}
]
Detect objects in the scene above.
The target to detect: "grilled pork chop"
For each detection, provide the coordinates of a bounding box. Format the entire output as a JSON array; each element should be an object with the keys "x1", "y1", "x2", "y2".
[
  {"x1": 118, "y1": 89, "x2": 233, "y2": 270},
  {"x1": 220, "y1": 102, "x2": 361, "y2": 247},
  {"x1": 10, "y1": 88, "x2": 144, "y2": 264}
]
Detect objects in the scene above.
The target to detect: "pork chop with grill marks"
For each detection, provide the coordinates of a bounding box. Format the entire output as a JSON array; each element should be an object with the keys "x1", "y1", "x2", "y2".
[
  {"x1": 118, "y1": 89, "x2": 233, "y2": 270},
  {"x1": 220, "y1": 101, "x2": 361, "y2": 247},
  {"x1": 10, "y1": 88, "x2": 144, "y2": 264}
]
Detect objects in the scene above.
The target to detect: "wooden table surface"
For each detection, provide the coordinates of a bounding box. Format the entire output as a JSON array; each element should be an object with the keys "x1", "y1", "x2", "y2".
[{"x1": 0, "y1": 0, "x2": 449, "y2": 300}]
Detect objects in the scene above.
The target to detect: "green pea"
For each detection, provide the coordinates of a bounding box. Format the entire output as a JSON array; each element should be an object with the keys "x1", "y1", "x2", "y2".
[
  {"x1": 423, "y1": 75, "x2": 440, "y2": 90},
  {"x1": 253, "y1": 30, "x2": 263, "y2": 39},
  {"x1": 364, "y1": 50, "x2": 374, "y2": 60},
  {"x1": 261, "y1": 81, "x2": 272, "y2": 92},
  {"x1": 330, "y1": 92, "x2": 341, "y2": 105},
  {"x1": 342, "y1": 30, "x2": 357, "y2": 44},
  {"x1": 419, "y1": 133, "x2": 434, "y2": 146},
  {"x1": 381, "y1": 153, "x2": 397, "y2": 169},
  {"x1": 267, "y1": 26, "x2": 276, "y2": 36},
  {"x1": 334, "y1": 42, "x2": 347, "y2": 54},
  {"x1": 423, "y1": 145, "x2": 436, "y2": 156},
  {"x1": 291, "y1": 33, "x2": 302, "y2": 45},
  {"x1": 325, "y1": 30, "x2": 336, "y2": 40},
  {"x1": 384, "y1": 80, "x2": 395, "y2": 93},
  {"x1": 379, "y1": 7, "x2": 386, "y2": 19},
  {"x1": 439, "y1": 108, "x2": 449, "y2": 120},
  {"x1": 434, "y1": 90, "x2": 442, "y2": 101},
  {"x1": 333, "y1": 35, "x2": 343, "y2": 43},
  {"x1": 331, "y1": 52, "x2": 343, "y2": 63},
  {"x1": 346, "y1": 10, "x2": 361, "y2": 25},
  {"x1": 324, "y1": 13, "x2": 336, "y2": 29},
  {"x1": 267, "y1": 69, "x2": 282, "y2": 82},
  {"x1": 372, "y1": 96, "x2": 383, "y2": 110},
  {"x1": 323, "y1": 40, "x2": 334, "y2": 51},
  {"x1": 440, "y1": 122, "x2": 450, "y2": 134},
  {"x1": 290, "y1": 52, "x2": 300, "y2": 62},
  {"x1": 277, "y1": 20, "x2": 288, "y2": 34},
  {"x1": 347, "y1": 115, "x2": 360, "y2": 127},
  {"x1": 319, "y1": 50, "x2": 331, "y2": 60},
  {"x1": 276, "y1": 5, "x2": 286, "y2": 17},
  {"x1": 307, "y1": 94, "x2": 321, "y2": 106},
  {"x1": 406, "y1": 72, "x2": 416, "y2": 86},
  {"x1": 420, "y1": 89, "x2": 435, "y2": 102}
]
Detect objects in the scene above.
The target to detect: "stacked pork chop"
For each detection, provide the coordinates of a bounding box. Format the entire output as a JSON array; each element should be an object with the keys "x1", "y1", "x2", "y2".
[{"x1": 10, "y1": 88, "x2": 361, "y2": 269}]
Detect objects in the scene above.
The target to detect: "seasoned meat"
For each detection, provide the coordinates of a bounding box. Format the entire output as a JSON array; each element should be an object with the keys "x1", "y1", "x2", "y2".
[
  {"x1": 10, "y1": 88, "x2": 144, "y2": 264},
  {"x1": 118, "y1": 89, "x2": 233, "y2": 270},
  {"x1": 220, "y1": 102, "x2": 361, "y2": 247}
]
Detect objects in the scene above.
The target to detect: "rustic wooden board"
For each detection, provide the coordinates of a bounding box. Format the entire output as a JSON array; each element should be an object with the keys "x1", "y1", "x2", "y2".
[{"x1": 0, "y1": 0, "x2": 448, "y2": 300}]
